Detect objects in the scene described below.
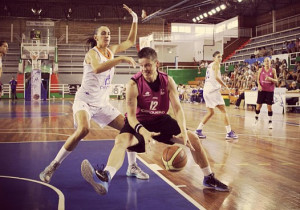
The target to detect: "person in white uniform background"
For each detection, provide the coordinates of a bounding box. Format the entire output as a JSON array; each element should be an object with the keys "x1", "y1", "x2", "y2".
[
  {"x1": 40, "y1": 4, "x2": 149, "y2": 184},
  {"x1": 195, "y1": 51, "x2": 238, "y2": 140},
  {"x1": 0, "y1": 41, "x2": 9, "y2": 79}
]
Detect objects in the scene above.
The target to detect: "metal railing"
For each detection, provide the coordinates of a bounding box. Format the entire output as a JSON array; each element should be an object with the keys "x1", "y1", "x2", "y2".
[{"x1": 256, "y1": 14, "x2": 300, "y2": 36}]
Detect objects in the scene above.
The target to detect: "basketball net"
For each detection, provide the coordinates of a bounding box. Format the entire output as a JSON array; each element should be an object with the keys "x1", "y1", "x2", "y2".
[{"x1": 30, "y1": 51, "x2": 41, "y2": 70}]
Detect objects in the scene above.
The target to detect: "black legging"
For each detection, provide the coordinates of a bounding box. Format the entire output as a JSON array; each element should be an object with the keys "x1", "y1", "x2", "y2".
[{"x1": 235, "y1": 92, "x2": 245, "y2": 107}]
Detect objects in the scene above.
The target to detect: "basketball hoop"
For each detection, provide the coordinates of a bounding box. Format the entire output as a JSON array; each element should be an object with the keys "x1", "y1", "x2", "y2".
[
  {"x1": 30, "y1": 51, "x2": 40, "y2": 61},
  {"x1": 30, "y1": 51, "x2": 41, "y2": 70}
]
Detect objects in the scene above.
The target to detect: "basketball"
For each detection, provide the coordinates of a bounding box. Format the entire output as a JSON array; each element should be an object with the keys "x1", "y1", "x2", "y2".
[{"x1": 162, "y1": 145, "x2": 187, "y2": 171}]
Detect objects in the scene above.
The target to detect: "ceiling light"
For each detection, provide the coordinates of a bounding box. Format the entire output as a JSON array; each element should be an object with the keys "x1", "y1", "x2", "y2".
[
  {"x1": 220, "y1": 4, "x2": 226, "y2": 10},
  {"x1": 238, "y1": 0, "x2": 243, "y2": 2},
  {"x1": 196, "y1": 17, "x2": 200, "y2": 21},
  {"x1": 212, "y1": 9, "x2": 216, "y2": 14},
  {"x1": 208, "y1": 11, "x2": 212, "y2": 16},
  {"x1": 203, "y1": 13, "x2": 208, "y2": 17},
  {"x1": 216, "y1": 7, "x2": 221, "y2": 12},
  {"x1": 200, "y1": 15, "x2": 203, "y2": 19},
  {"x1": 192, "y1": 18, "x2": 196, "y2": 22}
]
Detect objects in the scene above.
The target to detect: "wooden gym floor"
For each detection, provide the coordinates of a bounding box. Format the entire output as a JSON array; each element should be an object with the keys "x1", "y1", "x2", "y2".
[{"x1": 0, "y1": 99, "x2": 299, "y2": 210}]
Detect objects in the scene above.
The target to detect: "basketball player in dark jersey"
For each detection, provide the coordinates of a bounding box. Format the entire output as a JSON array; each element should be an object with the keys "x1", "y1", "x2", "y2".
[
  {"x1": 81, "y1": 47, "x2": 230, "y2": 195},
  {"x1": 254, "y1": 57, "x2": 278, "y2": 129}
]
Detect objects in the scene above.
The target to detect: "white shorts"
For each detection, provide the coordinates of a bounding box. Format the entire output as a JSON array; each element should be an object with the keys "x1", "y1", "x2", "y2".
[
  {"x1": 203, "y1": 89, "x2": 225, "y2": 108},
  {"x1": 72, "y1": 100, "x2": 121, "y2": 128}
]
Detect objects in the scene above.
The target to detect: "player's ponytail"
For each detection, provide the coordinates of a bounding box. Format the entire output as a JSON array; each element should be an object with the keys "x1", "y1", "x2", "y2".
[{"x1": 86, "y1": 27, "x2": 99, "y2": 50}]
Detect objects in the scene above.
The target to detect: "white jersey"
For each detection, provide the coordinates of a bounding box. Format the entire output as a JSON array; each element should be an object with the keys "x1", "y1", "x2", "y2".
[
  {"x1": 75, "y1": 47, "x2": 115, "y2": 107},
  {"x1": 204, "y1": 62, "x2": 221, "y2": 92}
]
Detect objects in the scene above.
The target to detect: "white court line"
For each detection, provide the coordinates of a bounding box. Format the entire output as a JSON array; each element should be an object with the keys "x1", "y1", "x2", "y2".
[
  {"x1": 136, "y1": 157, "x2": 206, "y2": 210},
  {"x1": 0, "y1": 128, "x2": 116, "y2": 131},
  {"x1": 0, "y1": 131, "x2": 71, "y2": 137},
  {"x1": 187, "y1": 129, "x2": 300, "y2": 140},
  {"x1": 0, "y1": 175, "x2": 65, "y2": 210},
  {"x1": 0, "y1": 139, "x2": 114, "y2": 144}
]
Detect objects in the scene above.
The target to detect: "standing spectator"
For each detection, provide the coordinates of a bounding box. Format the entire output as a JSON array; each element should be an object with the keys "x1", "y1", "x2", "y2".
[
  {"x1": 9, "y1": 76, "x2": 17, "y2": 102},
  {"x1": 0, "y1": 41, "x2": 9, "y2": 79}
]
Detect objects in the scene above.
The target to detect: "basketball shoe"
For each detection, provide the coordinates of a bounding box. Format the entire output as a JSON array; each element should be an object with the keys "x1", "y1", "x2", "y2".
[
  {"x1": 195, "y1": 129, "x2": 206, "y2": 138},
  {"x1": 226, "y1": 130, "x2": 238, "y2": 139},
  {"x1": 81, "y1": 159, "x2": 111, "y2": 195},
  {"x1": 126, "y1": 163, "x2": 149, "y2": 180},
  {"x1": 39, "y1": 160, "x2": 60, "y2": 183},
  {"x1": 203, "y1": 173, "x2": 230, "y2": 192}
]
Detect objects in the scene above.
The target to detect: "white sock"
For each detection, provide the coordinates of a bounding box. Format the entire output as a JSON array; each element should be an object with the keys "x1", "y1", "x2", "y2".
[
  {"x1": 104, "y1": 166, "x2": 117, "y2": 179},
  {"x1": 127, "y1": 151, "x2": 137, "y2": 166},
  {"x1": 202, "y1": 166, "x2": 213, "y2": 176},
  {"x1": 54, "y1": 146, "x2": 71, "y2": 164},
  {"x1": 197, "y1": 122, "x2": 204, "y2": 130},
  {"x1": 225, "y1": 125, "x2": 231, "y2": 133},
  {"x1": 268, "y1": 116, "x2": 272, "y2": 122}
]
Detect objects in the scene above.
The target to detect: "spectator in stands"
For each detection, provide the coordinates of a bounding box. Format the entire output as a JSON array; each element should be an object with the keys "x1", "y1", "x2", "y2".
[
  {"x1": 252, "y1": 48, "x2": 259, "y2": 59},
  {"x1": 286, "y1": 71, "x2": 294, "y2": 81},
  {"x1": 39, "y1": 5, "x2": 150, "y2": 184},
  {"x1": 286, "y1": 81, "x2": 300, "y2": 112},
  {"x1": 204, "y1": 60, "x2": 208, "y2": 68},
  {"x1": 275, "y1": 58, "x2": 281, "y2": 76},
  {"x1": 234, "y1": 81, "x2": 257, "y2": 109},
  {"x1": 255, "y1": 48, "x2": 261, "y2": 58},
  {"x1": 267, "y1": 48, "x2": 274, "y2": 56},
  {"x1": 296, "y1": 38, "x2": 300, "y2": 52},
  {"x1": 282, "y1": 41, "x2": 289, "y2": 54},
  {"x1": 281, "y1": 59, "x2": 288, "y2": 70},
  {"x1": 0, "y1": 81, "x2": 3, "y2": 100},
  {"x1": 177, "y1": 84, "x2": 184, "y2": 101},
  {"x1": 288, "y1": 41, "x2": 296, "y2": 53},
  {"x1": 0, "y1": 41, "x2": 9, "y2": 79},
  {"x1": 259, "y1": 47, "x2": 267, "y2": 57},
  {"x1": 9, "y1": 76, "x2": 17, "y2": 102}
]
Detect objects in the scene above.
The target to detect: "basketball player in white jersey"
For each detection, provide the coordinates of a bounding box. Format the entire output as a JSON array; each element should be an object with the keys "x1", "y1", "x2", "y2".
[
  {"x1": 40, "y1": 4, "x2": 149, "y2": 183},
  {"x1": 195, "y1": 51, "x2": 238, "y2": 140},
  {"x1": 0, "y1": 41, "x2": 9, "y2": 79}
]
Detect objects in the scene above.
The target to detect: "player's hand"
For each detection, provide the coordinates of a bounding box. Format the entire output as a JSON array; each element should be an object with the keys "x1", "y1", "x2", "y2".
[
  {"x1": 123, "y1": 4, "x2": 137, "y2": 19},
  {"x1": 258, "y1": 86, "x2": 262, "y2": 91},
  {"x1": 141, "y1": 130, "x2": 160, "y2": 153},
  {"x1": 121, "y1": 56, "x2": 136, "y2": 68},
  {"x1": 173, "y1": 133, "x2": 195, "y2": 151}
]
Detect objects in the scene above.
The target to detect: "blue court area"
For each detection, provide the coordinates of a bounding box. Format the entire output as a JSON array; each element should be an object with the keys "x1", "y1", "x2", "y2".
[
  {"x1": 0, "y1": 141, "x2": 198, "y2": 210},
  {"x1": 0, "y1": 100, "x2": 69, "y2": 118}
]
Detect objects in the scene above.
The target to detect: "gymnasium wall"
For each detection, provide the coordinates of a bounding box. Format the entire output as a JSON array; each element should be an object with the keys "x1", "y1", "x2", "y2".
[{"x1": 0, "y1": 17, "x2": 165, "y2": 45}]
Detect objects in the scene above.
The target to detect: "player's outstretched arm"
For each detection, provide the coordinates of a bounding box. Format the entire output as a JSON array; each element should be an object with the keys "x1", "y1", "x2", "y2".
[
  {"x1": 86, "y1": 49, "x2": 136, "y2": 74},
  {"x1": 110, "y1": 4, "x2": 138, "y2": 54}
]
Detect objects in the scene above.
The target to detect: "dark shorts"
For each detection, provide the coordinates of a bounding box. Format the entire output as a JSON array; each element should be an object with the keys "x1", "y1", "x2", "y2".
[
  {"x1": 121, "y1": 115, "x2": 181, "y2": 153},
  {"x1": 257, "y1": 91, "x2": 274, "y2": 105}
]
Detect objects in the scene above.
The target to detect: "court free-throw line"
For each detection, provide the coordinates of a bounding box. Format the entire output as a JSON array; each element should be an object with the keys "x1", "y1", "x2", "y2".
[{"x1": 0, "y1": 175, "x2": 65, "y2": 210}]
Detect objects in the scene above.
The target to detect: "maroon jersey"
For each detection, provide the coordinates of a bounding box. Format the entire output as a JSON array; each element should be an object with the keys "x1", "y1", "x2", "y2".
[
  {"x1": 131, "y1": 71, "x2": 169, "y2": 122},
  {"x1": 259, "y1": 67, "x2": 275, "y2": 92}
]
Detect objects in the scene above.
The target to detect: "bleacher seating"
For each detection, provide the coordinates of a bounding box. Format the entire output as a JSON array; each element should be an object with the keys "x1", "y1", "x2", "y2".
[{"x1": 226, "y1": 27, "x2": 300, "y2": 62}]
